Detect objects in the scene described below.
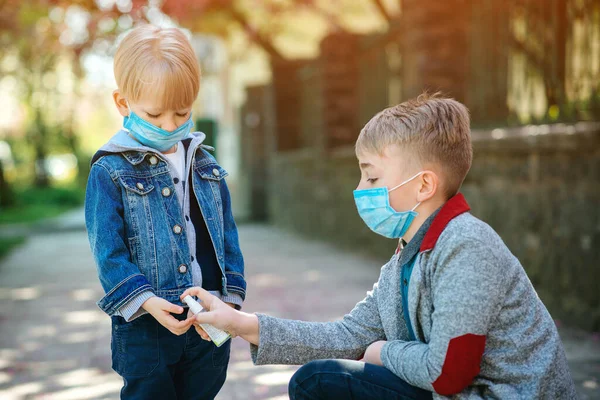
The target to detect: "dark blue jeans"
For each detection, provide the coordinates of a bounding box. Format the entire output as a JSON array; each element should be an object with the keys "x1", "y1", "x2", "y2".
[
  {"x1": 111, "y1": 312, "x2": 230, "y2": 400},
  {"x1": 288, "y1": 359, "x2": 433, "y2": 400}
]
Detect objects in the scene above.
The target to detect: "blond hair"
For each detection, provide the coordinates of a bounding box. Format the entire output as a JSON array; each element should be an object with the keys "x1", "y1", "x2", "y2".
[
  {"x1": 114, "y1": 24, "x2": 201, "y2": 109},
  {"x1": 356, "y1": 93, "x2": 472, "y2": 198}
]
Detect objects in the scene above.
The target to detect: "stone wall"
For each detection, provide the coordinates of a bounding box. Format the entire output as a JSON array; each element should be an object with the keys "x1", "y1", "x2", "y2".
[
  {"x1": 241, "y1": 2, "x2": 600, "y2": 331},
  {"x1": 266, "y1": 123, "x2": 600, "y2": 331}
]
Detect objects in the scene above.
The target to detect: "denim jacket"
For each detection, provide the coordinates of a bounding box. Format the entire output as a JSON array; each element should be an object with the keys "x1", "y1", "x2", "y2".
[{"x1": 85, "y1": 130, "x2": 245, "y2": 317}]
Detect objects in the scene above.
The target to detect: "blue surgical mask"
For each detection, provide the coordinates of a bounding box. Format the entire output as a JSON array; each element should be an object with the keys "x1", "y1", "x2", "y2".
[
  {"x1": 353, "y1": 171, "x2": 423, "y2": 239},
  {"x1": 122, "y1": 101, "x2": 193, "y2": 152}
]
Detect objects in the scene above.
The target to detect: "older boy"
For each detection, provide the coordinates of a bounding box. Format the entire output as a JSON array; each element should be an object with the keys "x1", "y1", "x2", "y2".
[{"x1": 183, "y1": 94, "x2": 576, "y2": 399}]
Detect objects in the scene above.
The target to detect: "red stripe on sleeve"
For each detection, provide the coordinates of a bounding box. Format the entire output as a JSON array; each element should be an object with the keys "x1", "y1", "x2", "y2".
[{"x1": 432, "y1": 333, "x2": 486, "y2": 395}]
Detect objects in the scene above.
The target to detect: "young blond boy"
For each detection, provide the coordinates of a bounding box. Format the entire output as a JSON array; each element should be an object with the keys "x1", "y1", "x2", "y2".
[
  {"x1": 85, "y1": 25, "x2": 245, "y2": 399},
  {"x1": 183, "y1": 94, "x2": 577, "y2": 399}
]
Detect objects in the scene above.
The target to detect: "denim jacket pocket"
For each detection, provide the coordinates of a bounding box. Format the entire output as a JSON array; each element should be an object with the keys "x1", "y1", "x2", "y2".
[
  {"x1": 196, "y1": 164, "x2": 228, "y2": 182},
  {"x1": 118, "y1": 175, "x2": 155, "y2": 196}
]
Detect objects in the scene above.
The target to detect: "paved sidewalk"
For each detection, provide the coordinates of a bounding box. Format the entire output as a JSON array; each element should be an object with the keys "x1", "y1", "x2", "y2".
[
  {"x1": 0, "y1": 208, "x2": 86, "y2": 239},
  {"x1": 0, "y1": 219, "x2": 598, "y2": 399}
]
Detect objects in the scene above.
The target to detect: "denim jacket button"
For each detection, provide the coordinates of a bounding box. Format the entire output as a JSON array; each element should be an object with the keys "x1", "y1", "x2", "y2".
[
  {"x1": 136, "y1": 182, "x2": 144, "y2": 190},
  {"x1": 173, "y1": 225, "x2": 182, "y2": 234},
  {"x1": 149, "y1": 156, "x2": 158, "y2": 165},
  {"x1": 178, "y1": 264, "x2": 188, "y2": 274},
  {"x1": 161, "y1": 187, "x2": 171, "y2": 197},
  {"x1": 212, "y1": 168, "x2": 220, "y2": 177}
]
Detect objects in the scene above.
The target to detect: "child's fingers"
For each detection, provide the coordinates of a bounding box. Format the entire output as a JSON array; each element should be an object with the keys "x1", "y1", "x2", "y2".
[
  {"x1": 167, "y1": 302, "x2": 184, "y2": 314},
  {"x1": 180, "y1": 287, "x2": 203, "y2": 301},
  {"x1": 185, "y1": 313, "x2": 196, "y2": 322},
  {"x1": 179, "y1": 319, "x2": 197, "y2": 335},
  {"x1": 194, "y1": 311, "x2": 217, "y2": 326},
  {"x1": 183, "y1": 317, "x2": 196, "y2": 328},
  {"x1": 195, "y1": 325, "x2": 211, "y2": 341},
  {"x1": 157, "y1": 297, "x2": 184, "y2": 315},
  {"x1": 181, "y1": 287, "x2": 214, "y2": 307},
  {"x1": 163, "y1": 314, "x2": 190, "y2": 330},
  {"x1": 169, "y1": 317, "x2": 197, "y2": 336}
]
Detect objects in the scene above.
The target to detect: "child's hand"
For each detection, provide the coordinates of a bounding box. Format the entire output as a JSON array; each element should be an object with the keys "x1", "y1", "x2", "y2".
[
  {"x1": 187, "y1": 308, "x2": 210, "y2": 340},
  {"x1": 362, "y1": 340, "x2": 386, "y2": 366},
  {"x1": 180, "y1": 287, "x2": 259, "y2": 345},
  {"x1": 191, "y1": 302, "x2": 238, "y2": 341},
  {"x1": 142, "y1": 297, "x2": 196, "y2": 336}
]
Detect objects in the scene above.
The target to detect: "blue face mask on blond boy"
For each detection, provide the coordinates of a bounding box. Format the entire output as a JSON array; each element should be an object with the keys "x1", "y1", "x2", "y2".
[
  {"x1": 353, "y1": 171, "x2": 423, "y2": 238},
  {"x1": 123, "y1": 100, "x2": 193, "y2": 151}
]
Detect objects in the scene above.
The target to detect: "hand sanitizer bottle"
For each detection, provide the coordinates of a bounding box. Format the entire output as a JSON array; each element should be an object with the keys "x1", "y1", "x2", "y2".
[{"x1": 183, "y1": 295, "x2": 231, "y2": 347}]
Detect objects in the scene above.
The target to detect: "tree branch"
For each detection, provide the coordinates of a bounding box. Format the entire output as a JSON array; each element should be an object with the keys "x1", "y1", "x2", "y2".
[
  {"x1": 228, "y1": 6, "x2": 283, "y2": 60},
  {"x1": 372, "y1": 0, "x2": 392, "y2": 23}
]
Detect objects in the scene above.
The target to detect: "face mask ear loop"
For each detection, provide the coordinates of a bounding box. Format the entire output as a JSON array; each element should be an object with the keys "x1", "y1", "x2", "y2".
[
  {"x1": 389, "y1": 171, "x2": 425, "y2": 193},
  {"x1": 411, "y1": 202, "x2": 421, "y2": 212},
  {"x1": 122, "y1": 99, "x2": 133, "y2": 133}
]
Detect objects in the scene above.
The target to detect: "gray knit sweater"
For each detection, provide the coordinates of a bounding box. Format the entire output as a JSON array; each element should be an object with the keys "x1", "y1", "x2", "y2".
[{"x1": 250, "y1": 194, "x2": 577, "y2": 399}]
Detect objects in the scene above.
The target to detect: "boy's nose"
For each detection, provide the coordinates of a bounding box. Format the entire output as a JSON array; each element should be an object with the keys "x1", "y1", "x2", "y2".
[{"x1": 161, "y1": 119, "x2": 178, "y2": 132}]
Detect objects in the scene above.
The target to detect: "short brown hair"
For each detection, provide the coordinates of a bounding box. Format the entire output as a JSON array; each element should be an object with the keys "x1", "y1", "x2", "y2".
[{"x1": 355, "y1": 93, "x2": 472, "y2": 198}]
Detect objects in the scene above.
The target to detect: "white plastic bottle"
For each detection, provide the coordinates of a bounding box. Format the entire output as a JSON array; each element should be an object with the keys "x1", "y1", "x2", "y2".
[{"x1": 183, "y1": 295, "x2": 231, "y2": 347}]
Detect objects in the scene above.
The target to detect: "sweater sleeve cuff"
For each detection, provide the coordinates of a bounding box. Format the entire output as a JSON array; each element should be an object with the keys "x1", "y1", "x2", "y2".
[
  {"x1": 249, "y1": 313, "x2": 278, "y2": 365},
  {"x1": 117, "y1": 290, "x2": 155, "y2": 322},
  {"x1": 221, "y1": 293, "x2": 243, "y2": 310},
  {"x1": 381, "y1": 340, "x2": 404, "y2": 375},
  {"x1": 381, "y1": 339, "x2": 422, "y2": 382}
]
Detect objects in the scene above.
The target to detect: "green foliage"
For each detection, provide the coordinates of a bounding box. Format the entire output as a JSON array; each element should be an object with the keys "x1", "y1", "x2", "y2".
[
  {"x1": 0, "y1": 185, "x2": 85, "y2": 225},
  {"x1": 16, "y1": 186, "x2": 84, "y2": 207},
  {"x1": 0, "y1": 236, "x2": 25, "y2": 260}
]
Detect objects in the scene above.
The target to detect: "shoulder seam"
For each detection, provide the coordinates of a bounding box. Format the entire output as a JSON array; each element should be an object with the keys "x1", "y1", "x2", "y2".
[{"x1": 91, "y1": 161, "x2": 120, "y2": 189}]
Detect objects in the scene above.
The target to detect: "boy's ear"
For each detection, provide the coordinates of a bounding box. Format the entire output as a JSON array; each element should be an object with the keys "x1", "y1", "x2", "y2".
[
  {"x1": 416, "y1": 170, "x2": 438, "y2": 203},
  {"x1": 113, "y1": 89, "x2": 129, "y2": 117}
]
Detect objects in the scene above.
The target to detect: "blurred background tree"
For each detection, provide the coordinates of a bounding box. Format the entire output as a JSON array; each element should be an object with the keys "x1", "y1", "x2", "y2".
[
  {"x1": 0, "y1": 0, "x2": 392, "y2": 219},
  {"x1": 0, "y1": 0, "x2": 134, "y2": 221},
  {"x1": 1, "y1": 0, "x2": 127, "y2": 188},
  {"x1": 1, "y1": 0, "x2": 597, "y2": 222}
]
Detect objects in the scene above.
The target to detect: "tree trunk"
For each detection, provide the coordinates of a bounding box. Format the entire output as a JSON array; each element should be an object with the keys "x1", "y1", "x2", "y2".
[
  {"x1": 0, "y1": 160, "x2": 14, "y2": 208},
  {"x1": 32, "y1": 108, "x2": 50, "y2": 188},
  {"x1": 547, "y1": 0, "x2": 567, "y2": 108}
]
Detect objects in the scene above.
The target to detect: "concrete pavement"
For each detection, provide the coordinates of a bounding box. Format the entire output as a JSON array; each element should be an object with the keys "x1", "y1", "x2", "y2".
[
  {"x1": 0, "y1": 213, "x2": 598, "y2": 399},
  {"x1": 0, "y1": 208, "x2": 86, "y2": 240}
]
